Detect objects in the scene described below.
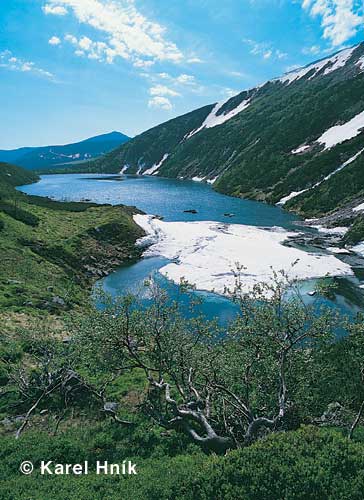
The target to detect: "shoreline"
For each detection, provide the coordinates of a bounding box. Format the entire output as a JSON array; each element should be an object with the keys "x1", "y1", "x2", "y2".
[
  {"x1": 133, "y1": 214, "x2": 355, "y2": 297},
  {"x1": 15, "y1": 173, "x2": 364, "y2": 306}
]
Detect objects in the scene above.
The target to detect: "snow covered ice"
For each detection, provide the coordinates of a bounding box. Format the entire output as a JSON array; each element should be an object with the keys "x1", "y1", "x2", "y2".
[{"x1": 134, "y1": 215, "x2": 353, "y2": 296}]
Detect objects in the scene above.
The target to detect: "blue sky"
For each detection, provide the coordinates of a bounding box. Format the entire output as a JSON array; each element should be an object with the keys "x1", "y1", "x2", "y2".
[{"x1": 0, "y1": 0, "x2": 363, "y2": 149}]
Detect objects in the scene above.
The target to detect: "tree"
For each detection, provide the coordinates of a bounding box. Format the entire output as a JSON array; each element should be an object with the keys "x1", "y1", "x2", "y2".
[{"x1": 73, "y1": 270, "x2": 336, "y2": 453}]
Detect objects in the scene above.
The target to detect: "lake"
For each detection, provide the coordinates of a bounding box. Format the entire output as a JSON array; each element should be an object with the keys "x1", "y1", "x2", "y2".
[{"x1": 19, "y1": 173, "x2": 364, "y2": 321}]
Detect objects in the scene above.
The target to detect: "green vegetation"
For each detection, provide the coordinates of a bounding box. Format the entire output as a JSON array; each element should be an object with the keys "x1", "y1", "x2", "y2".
[
  {"x1": 1, "y1": 163, "x2": 364, "y2": 499},
  {"x1": 345, "y1": 216, "x2": 364, "y2": 245},
  {"x1": 87, "y1": 44, "x2": 364, "y2": 228},
  {"x1": 2, "y1": 426, "x2": 364, "y2": 500},
  {"x1": 0, "y1": 162, "x2": 143, "y2": 314},
  {"x1": 0, "y1": 162, "x2": 38, "y2": 188},
  {"x1": 1, "y1": 272, "x2": 364, "y2": 499}
]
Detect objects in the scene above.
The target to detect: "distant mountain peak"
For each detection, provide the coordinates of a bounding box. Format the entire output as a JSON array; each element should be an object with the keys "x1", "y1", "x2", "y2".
[
  {"x1": 0, "y1": 131, "x2": 131, "y2": 170},
  {"x1": 83, "y1": 131, "x2": 130, "y2": 143}
]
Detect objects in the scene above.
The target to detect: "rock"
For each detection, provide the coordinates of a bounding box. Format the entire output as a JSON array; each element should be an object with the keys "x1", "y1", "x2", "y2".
[
  {"x1": 307, "y1": 290, "x2": 316, "y2": 296},
  {"x1": 47, "y1": 286, "x2": 54, "y2": 292},
  {"x1": 7, "y1": 279, "x2": 21, "y2": 285},
  {"x1": 224, "y1": 213, "x2": 235, "y2": 217},
  {"x1": 317, "y1": 402, "x2": 346, "y2": 426},
  {"x1": 104, "y1": 402, "x2": 119, "y2": 413},
  {"x1": 1, "y1": 418, "x2": 12, "y2": 427},
  {"x1": 52, "y1": 296, "x2": 66, "y2": 307},
  {"x1": 183, "y1": 209, "x2": 198, "y2": 214}
]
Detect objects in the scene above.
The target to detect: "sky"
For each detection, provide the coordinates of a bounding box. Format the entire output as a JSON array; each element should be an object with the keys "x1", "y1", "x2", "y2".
[{"x1": 0, "y1": 0, "x2": 363, "y2": 149}]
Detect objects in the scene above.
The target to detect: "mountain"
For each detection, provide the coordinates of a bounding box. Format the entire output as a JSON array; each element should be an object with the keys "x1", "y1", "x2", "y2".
[
  {"x1": 0, "y1": 131, "x2": 130, "y2": 170},
  {"x1": 93, "y1": 44, "x2": 364, "y2": 228}
]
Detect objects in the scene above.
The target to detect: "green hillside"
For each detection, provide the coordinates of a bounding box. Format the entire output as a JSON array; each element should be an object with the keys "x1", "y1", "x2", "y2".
[
  {"x1": 92, "y1": 44, "x2": 364, "y2": 227},
  {"x1": 0, "y1": 163, "x2": 143, "y2": 314}
]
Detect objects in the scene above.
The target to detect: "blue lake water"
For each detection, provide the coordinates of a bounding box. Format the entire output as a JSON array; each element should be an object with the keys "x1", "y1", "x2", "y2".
[
  {"x1": 19, "y1": 173, "x2": 364, "y2": 321},
  {"x1": 19, "y1": 173, "x2": 298, "y2": 227}
]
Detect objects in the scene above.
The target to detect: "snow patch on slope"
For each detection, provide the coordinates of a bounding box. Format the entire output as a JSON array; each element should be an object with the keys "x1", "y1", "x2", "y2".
[
  {"x1": 277, "y1": 189, "x2": 308, "y2": 206},
  {"x1": 317, "y1": 111, "x2": 364, "y2": 149},
  {"x1": 291, "y1": 145, "x2": 310, "y2": 154},
  {"x1": 134, "y1": 215, "x2": 352, "y2": 296},
  {"x1": 353, "y1": 201, "x2": 364, "y2": 212},
  {"x1": 356, "y1": 55, "x2": 364, "y2": 71},
  {"x1": 207, "y1": 176, "x2": 219, "y2": 184},
  {"x1": 353, "y1": 242, "x2": 364, "y2": 257},
  {"x1": 186, "y1": 97, "x2": 250, "y2": 138},
  {"x1": 279, "y1": 46, "x2": 357, "y2": 85},
  {"x1": 277, "y1": 148, "x2": 364, "y2": 206},
  {"x1": 143, "y1": 153, "x2": 169, "y2": 176}
]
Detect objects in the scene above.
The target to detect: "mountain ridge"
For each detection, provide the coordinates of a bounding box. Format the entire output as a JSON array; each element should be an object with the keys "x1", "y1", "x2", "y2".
[
  {"x1": 0, "y1": 131, "x2": 130, "y2": 170},
  {"x1": 91, "y1": 43, "x2": 364, "y2": 230}
]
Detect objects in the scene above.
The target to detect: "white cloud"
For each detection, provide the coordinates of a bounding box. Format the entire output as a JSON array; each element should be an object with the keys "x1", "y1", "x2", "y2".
[
  {"x1": 42, "y1": 3, "x2": 68, "y2": 15},
  {"x1": 228, "y1": 70, "x2": 245, "y2": 77},
  {"x1": 141, "y1": 71, "x2": 202, "y2": 107},
  {"x1": 302, "y1": 44, "x2": 321, "y2": 55},
  {"x1": 276, "y1": 50, "x2": 288, "y2": 59},
  {"x1": 149, "y1": 84, "x2": 180, "y2": 97},
  {"x1": 220, "y1": 87, "x2": 238, "y2": 98},
  {"x1": 150, "y1": 72, "x2": 196, "y2": 86},
  {"x1": 302, "y1": 0, "x2": 363, "y2": 46},
  {"x1": 176, "y1": 73, "x2": 196, "y2": 85},
  {"x1": 148, "y1": 96, "x2": 173, "y2": 110},
  {"x1": 49, "y1": 36, "x2": 61, "y2": 45},
  {"x1": 0, "y1": 50, "x2": 54, "y2": 79},
  {"x1": 133, "y1": 58, "x2": 154, "y2": 68},
  {"x1": 42, "y1": 0, "x2": 184, "y2": 65},
  {"x1": 243, "y1": 38, "x2": 288, "y2": 61},
  {"x1": 64, "y1": 34, "x2": 115, "y2": 63},
  {"x1": 64, "y1": 34, "x2": 77, "y2": 44},
  {"x1": 187, "y1": 56, "x2": 203, "y2": 63}
]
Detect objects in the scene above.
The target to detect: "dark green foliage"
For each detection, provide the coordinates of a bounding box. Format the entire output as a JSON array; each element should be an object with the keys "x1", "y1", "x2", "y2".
[
  {"x1": 189, "y1": 427, "x2": 364, "y2": 500},
  {"x1": 286, "y1": 140, "x2": 364, "y2": 216},
  {"x1": 0, "y1": 200, "x2": 39, "y2": 226},
  {"x1": 89, "y1": 104, "x2": 215, "y2": 174},
  {"x1": 25, "y1": 194, "x2": 100, "y2": 212},
  {"x1": 344, "y1": 216, "x2": 364, "y2": 245},
  {"x1": 0, "y1": 162, "x2": 38, "y2": 188},
  {"x1": 89, "y1": 44, "x2": 364, "y2": 221},
  {"x1": 1, "y1": 427, "x2": 364, "y2": 500},
  {"x1": 1, "y1": 282, "x2": 364, "y2": 499}
]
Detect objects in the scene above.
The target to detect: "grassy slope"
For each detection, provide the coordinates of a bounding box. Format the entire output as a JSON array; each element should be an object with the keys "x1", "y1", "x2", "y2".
[
  {"x1": 0, "y1": 163, "x2": 144, "y2": 316},
  {"x1": 1, "y1": 425, "x2": 364, "y2": 500},
  {"x1": 1, "y1": 164, "x2": 364, "y2": 499},
  {"x1": 0, "y1": 162, "x2": 39, "y2": 193}
]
